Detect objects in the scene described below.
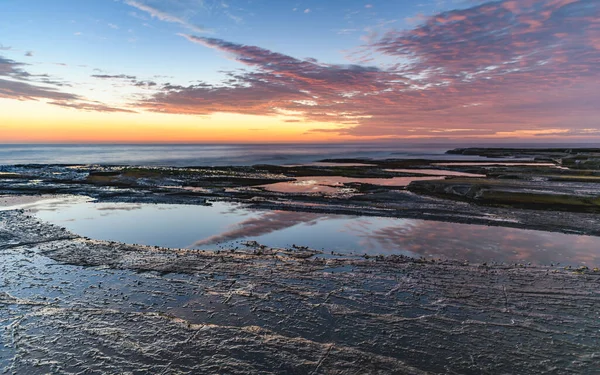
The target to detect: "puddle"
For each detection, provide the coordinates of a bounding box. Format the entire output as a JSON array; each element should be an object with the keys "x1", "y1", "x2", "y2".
[
  {"x1": 31, "y1": 200, "x2": 600, "y2": 265},
  {"x1": 384, "y1": 169, "x2": 486, "y2": 177},
  {"x1": 0, "y1": 195, "x2": 90, "y2": 211},
  {"x1": 260, "y1": 176, "x2": 444, "y2": 194},
  {"x1": 282, "y1": 162, "x2": 377, "y2": 167},
  {"x1": 433, "y1": 162, "x2": 558, "y2": 167}
]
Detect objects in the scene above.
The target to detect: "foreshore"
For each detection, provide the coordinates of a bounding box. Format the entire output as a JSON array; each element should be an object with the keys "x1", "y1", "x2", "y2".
[{"x1": 2, "y1": 148, "x2": 600, "y2": 374}]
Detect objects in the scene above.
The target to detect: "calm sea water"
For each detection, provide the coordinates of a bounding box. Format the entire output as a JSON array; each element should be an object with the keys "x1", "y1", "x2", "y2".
[{"x1": 1, "y1": 143, "x2": 593, "y2": 166}]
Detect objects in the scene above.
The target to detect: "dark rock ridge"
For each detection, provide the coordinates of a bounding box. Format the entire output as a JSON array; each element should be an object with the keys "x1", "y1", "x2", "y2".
[{"x1": 447, "y1": 147, "x2": 600, "y2": 169}]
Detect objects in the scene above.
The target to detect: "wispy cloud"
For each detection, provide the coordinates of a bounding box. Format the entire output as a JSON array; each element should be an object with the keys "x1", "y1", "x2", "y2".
[
  {"x1": 0, "y1": 78, "x2": 78, "y2": 102},
  {"x1": 92, "y1": 74, "x2": 137, "y2": 80},
  {"x1": 0, "y1": 56, "x2": 26, "y2": 77},
  {"x1": 138, "y1": 34, "x2": 404, "y2": 121},
  {"x1": 124, "y1": 0, "x2": 209, "y2": 34},
  {"x1": 91, "y1": 72, "x2": 158, "y2": 88},
  {"x1": 48, "y1": 100, "x2": 137, "y2": 113},
  {"x1": 136, "y1": 0, "x2": 600, "y2": 139},
  {"x1": 0, "y1": 55, "x2": 134, "y2": 113}
]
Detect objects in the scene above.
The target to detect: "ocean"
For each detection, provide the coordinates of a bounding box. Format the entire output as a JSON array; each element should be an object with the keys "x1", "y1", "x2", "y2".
[{"x1": 0, "y1": 143, "x2": 596, "y2": 166}]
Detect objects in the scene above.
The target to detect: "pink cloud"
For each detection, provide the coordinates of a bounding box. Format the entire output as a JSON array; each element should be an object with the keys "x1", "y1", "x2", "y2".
[{"x1": 139, "y1": 0, "x2": 600, "y2": 139}]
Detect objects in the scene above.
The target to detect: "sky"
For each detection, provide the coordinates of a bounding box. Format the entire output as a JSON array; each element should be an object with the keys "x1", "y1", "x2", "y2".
[{"x1": 0, "y1": 0, "x2": 599, "y2": 143}]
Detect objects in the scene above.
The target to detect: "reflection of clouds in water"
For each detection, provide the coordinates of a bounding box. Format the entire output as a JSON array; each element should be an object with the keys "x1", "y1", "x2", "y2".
[
  {"x1": 30, "y1": 207, "x2": 59, "y2": 213},
  {"x1": 354, "y1": 221, "x2": 600, "y2": 265},
  {"x1": 262, "y1": 176, "x2": 444, "y2": 194},
  {"x1": 92, "y1": 204, "x2": 144, "y2": 218},
  {"x1": 384, "y1": 169, "x2": 485, "y2": 177},
  {"x1": 347, "y1": 220, "x2": 418, "y2": 254},
  {"x1": 343, "y1": 219, "x2": 378, "y2": 251},
  {"x1": 156, "y1": 205, "x2": 178, "y2": 211},
  {"x1": 345, "y1": 218, "x2": 374, "y2": 231},
  {"x1": 29, "y1": 203, "x2": 73, "y2": 213},
  {"x1": 192, "y1": 210, "x2": 324, "y2": 246},
  {"x1": 95, "y1": 205, "x2": 142, "y2": 211},
  {"x1": 219, "y1": 207, "x2": 251, "y2": 217}
]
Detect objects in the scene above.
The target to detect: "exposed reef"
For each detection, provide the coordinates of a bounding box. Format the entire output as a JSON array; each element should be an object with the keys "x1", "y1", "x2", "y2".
[
  {"x1": 447, "y1": 147, "x2": 600, "y2": 169},
  {"x1": 2, "y1": 148, "x2": 600, "y2": 373},
  {"x1": 1, "y1": 210, "x2": 599, "y2": 374},
  {"x1": 2, "y1": 148, "x2": 600, "y2": 235},
  {"x1": 404, "y1": 148, "x2": 600, "y2": 214}
]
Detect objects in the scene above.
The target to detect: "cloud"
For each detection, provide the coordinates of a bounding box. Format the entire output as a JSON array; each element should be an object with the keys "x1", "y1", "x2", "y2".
[
  {"x1": 0, "y1": 56, "x2": 22, "y2": 71},
  {"x1": 138, "y1": 0, "x2": 600, "y2": 139},
  {"x1": 336, "y1": 28, "x2": 359, "y2": 35},
  {"x1": 25, "y1": 51, "x2": 33, "y2": 57},
  {"x1": 124, "y1": 0, "x2": 208, "y2": 34},
  {"x1": 0, "y1": 78, "x2": 79, "y2": 101},
  {"x1": 225, "y1": 11, "x2": 243, "y2": 24},
  {"x1": 192, "y1": 211, "x2": 323, "y2": 246},
  {"x1": 134, "y1": 80, "x2": 157, "y2": 87},
  {"x1": 0, "y1": 56, "x2": 35, "y2": 80},
  {"x1": 373, "y1": 0, "x2": 600, "y2": 81},
  {"x1": 139, "y1": 35, "x2": 404, "y2": 118},
  {"x1": 181, "y1": 35, "x2": 394, "y2": 89},
  {"x1": 48, "y1": 100, "x2": 137, "y2": 113},
  {"x1": 92, "y1": 74, "x2": 138, "y2": 80},
  {"x1": 91, "y1": 72, "x2": 158, "y2": 89},
  {"x1": 0, "y1": 55, "x2": 134, "y2": 113}
]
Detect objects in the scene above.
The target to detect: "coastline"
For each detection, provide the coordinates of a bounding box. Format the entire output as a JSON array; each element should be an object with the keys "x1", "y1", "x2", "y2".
[{"x1": 2, "y1": 147, "x2": 600, "y2": 373}]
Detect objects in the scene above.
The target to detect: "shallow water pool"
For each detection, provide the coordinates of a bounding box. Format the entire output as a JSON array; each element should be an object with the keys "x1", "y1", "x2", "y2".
[{"x1": 31, "y1": 199, "x2": 600, "y2": 266}]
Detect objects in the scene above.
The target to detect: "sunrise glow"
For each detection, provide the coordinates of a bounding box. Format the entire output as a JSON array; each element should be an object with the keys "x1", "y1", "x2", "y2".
[{"x1": 1, "y1": 0, "x2": 599, "y2": 143}]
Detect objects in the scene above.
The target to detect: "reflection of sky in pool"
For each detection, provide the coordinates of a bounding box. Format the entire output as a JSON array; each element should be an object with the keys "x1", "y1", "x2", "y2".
[
  {"x1": 383, "y1": 169, "x2": 485, "y2": 177},
  {"x1": 260, "y1": 176, "x2": 444, "y2": 194},
  {"x1": 32, "y1": 200, "x2": 600, "y2": 266}
]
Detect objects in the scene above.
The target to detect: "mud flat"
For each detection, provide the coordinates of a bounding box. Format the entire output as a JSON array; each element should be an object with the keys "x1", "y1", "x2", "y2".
[{"x1": 1, "y1": 209, "x2": 600, "y2": 374}]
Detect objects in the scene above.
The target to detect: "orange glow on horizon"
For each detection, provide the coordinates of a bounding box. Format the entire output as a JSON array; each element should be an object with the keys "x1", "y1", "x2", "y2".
[
  {"x1": 2, "y1": 100, "x2": 599, "y2": 144},
  {"x1": 0, "y1": 100, "x2": 361, "y2": 143}
]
